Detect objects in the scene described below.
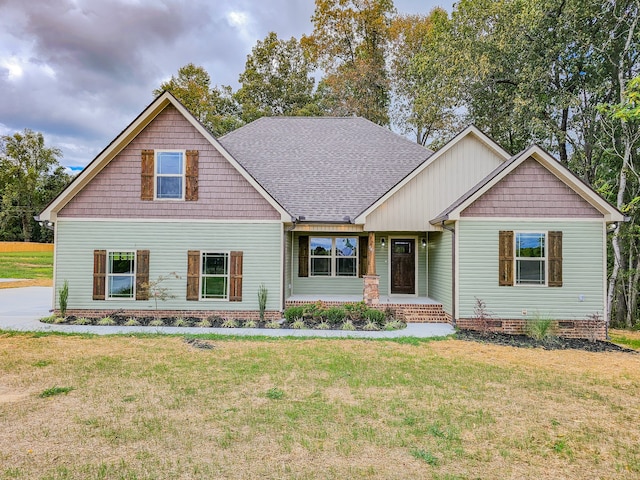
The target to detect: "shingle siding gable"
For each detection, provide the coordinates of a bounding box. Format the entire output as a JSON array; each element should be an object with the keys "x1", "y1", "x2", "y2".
[{"x1": 59, "y1": 106, "x2": 280, "y2": 220}]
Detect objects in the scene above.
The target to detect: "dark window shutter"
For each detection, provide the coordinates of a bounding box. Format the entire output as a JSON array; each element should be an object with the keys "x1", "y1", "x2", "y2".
[
  {"x1": 548, "y1": 231, "x2": 563, "y2": 287},
  {"x1": 141, "y1": 149, "x2": 154, "y2": 201},
  {"x1": 185, "y1": 150, "x2": 199, "y2": 201},
  {"x1": 136, "y1": 250, "x2": 150, "y2": 300},
  {"x1": 229, "y1": 251, "x2": 243, "y2": 302},
  {"x1": 298, "y1": 236, "x2": 309, "y2": 277},
  {"x1": 359, "y1": 236, "x2": 368, "y2": 278},
  {"x1": 498, "y1": 231, "x2": 514, "y2": 286},
  {"x1": 186, "y1": 250, "x2": 200, "y2": 301},
  {"x1": 93, "y1": 250, "x2": 107, "y2": 300}
]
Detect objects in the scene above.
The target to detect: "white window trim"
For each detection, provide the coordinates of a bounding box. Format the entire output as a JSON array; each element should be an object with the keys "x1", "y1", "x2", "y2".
[
  {"x1": 200, "y1": 251, "x2": 230, "y2": 301},
  {"x1": 514, "y1": 231, "x2": 548, "y2": 287},
  {"x1": 309, "y1": 237, "x2": 359, "y2": 278},
  {"x1": 106, "y1": 250, "x2": 136, "y2": 300},
  {"x1": 154, "y1": 149, "x2": 186, "y2": 201}
]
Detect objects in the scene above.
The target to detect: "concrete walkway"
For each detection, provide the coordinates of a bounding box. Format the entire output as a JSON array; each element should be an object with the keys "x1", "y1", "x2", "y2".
[{"x1": 0, "y1": 286, "x2": 455, "y2": 339}]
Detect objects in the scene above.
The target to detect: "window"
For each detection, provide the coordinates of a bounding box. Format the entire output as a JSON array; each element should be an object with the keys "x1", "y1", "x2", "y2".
[
  {"x1": 155, "y1": 150, "x2": 184, "y2": 199},
  {"x1": 108, "y1": 251, "x2": 135, "y2": 299},
  {"x1": 515, "y1": 232, "x2": 545, "y2": 285},
  {"x1": 310, "y1": 237, "x2": 358, "y2": 277},
  {"x1": 201, "y1": 252, "x2": 229, "y2": 300}
]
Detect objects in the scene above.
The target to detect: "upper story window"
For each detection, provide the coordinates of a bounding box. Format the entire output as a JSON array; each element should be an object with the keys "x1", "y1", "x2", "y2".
[
  {"x1": 155, "y1": 150, "x2": 185, "y2": 200},
  {"x1": 515, "y1": 232, "x2": 545, "y2": 285},
  {"x1": 310, "y1": 237, "x2": 358, "y2": 277}
]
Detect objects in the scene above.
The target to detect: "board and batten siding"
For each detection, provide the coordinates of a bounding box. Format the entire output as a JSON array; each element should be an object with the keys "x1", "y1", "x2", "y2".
[
  {"x1": 428, "y1": 231, "x2": 452, "y2": 314},
  {"x1": 457, "y1": 220, "x2": 605, "y2": 320},
  {"x1": 364, "y1": 135, "x2": 505, "y2": 232},
  {"x1": 54, "y1": 220, "x2": 282, "y2": 311}
]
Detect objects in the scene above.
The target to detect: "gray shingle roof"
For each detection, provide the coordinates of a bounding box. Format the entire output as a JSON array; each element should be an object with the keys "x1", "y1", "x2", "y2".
[{"x1": 218, "y1": 117, "x2": 433, "y2": 222}]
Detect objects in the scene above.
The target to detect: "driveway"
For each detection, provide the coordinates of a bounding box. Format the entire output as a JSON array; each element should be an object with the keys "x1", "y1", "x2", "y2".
[{"x1": 0, "y1": 286, "x2": 455, "y2": 338}]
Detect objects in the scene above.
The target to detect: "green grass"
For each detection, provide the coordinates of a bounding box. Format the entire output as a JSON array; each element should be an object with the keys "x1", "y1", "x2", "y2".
[
  {"x1": 609, "y1": 330, "x2": 640, "y2": 350},
  {"x1": 1, "y1": 334, "x2": 638, "y2": 479},
  {"x1": 39, "y1": 386, "x2": 74, "y2": 398},
  {"x1": 0, "y1": 251, "x2": 53, "y2": 279}
]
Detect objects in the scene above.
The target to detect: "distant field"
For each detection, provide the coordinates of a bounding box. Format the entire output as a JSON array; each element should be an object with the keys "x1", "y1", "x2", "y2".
[
  {"x1": 0, "y1": 250, "x2": 53, "y2": 285},
  {"x1": 0, "y1": 334, "x2": 638, "y2": 479}
]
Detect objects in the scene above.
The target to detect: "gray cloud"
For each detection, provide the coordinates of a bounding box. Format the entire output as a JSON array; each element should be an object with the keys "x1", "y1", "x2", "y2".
[{"x1": 0, "y1": 0, "x2": 453, "y2": 168}]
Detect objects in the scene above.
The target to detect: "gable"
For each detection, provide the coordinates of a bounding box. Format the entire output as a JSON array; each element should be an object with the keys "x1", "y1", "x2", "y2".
[
  {"x1": 59, "y1": 105, "x2": 280, "y2": 220},
  {"x1": 461, "y1": 157, "x2": 602, "y2": 218},
  {"x1": 364, "y1": 133, "x2": 507, "y2": 231}
]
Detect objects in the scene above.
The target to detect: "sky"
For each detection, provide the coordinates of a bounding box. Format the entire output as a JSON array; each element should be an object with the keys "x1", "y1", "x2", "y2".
[{"x1": 0, "y1": 0, "x2": 455, "y2": 171}]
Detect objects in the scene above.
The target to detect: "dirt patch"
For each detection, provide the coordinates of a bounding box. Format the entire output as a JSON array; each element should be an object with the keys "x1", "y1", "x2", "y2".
[
  {"x1": 183, "y1": 338, "x2": 216, "y2": 350},
  {"x1": 456, "y1": 329, "x2": 636, "y2": 353},
  {"x1": 0, "y1": 278, "x2": 53, "y2": 289}
]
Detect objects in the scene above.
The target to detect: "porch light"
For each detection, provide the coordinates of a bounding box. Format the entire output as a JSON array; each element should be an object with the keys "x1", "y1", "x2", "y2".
[
  {"x1": 421, "y1": 238, "x2": 427, "y2": 247},
  {"x1": 380, "y1": 237, "x2": 386, "y2": 247}
]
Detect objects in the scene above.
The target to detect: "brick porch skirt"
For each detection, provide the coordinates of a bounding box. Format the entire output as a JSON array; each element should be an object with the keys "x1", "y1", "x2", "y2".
[
  {"x1": 456, "y1": 317, "x2": 606, "y2": 341},
  {"x1": 59, "y1": 309, "x2": 282, "y2": 321}
]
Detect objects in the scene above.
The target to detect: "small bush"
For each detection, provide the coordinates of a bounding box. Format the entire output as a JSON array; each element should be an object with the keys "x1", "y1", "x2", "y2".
[
  {"x1": 124, "y1": 317, "x2": 140, "y2": 326},
  {"x1": 340, "y1": 320, "x2": 356, "y2": 331},
  {"x1": 325, "y1": 306, "x2": 346, "y2": 325},
  {"x1": 384, "y1": 320, "x2": 407, "y2": 331},
  {"x1": 362, "y1": 320, "x2": 380, "y2": 331},
  {"x1": 257, "y1": 284, "x2": 268, "y2": 321},
  {"x1": 344, "y1": 301, "x2": 368, "y2": 320},
  {"x1": 173, "y1": 317, "x2": 187, "y2": 327},
  {"x1": 315, "y1": 321, "x2": 330, "y2": 330},
  {"x1": 364, "y1": 308, "x2": 385, "y2": 325},
  {"x1": 196, "y1": 318, "x2": 212, "y2": 328},
  {"x1": 72, "y1": 317, "x2": 92, "y2": 325},
  {"x1": 526, "y1": 314, "x2": 557, "y2": 341},
  {"x1": 40, "y1": 315, "x2": 58, "y2": 324},
  {"x1": 58, "y1": 280, "x2": 69, "y2": 317},
  {"x1": 303, "y1": 301, "x2": 326, "y2": 320},
  {"x1": 243, "y1": 319, "x2": 257, "y2": 328},
  {"x1": 291, "y1": 319, "x2": 306, "y2": 329},
  {"x1": 264, "y1": 320, "x2": 280, "y2": 329},
  {"x1": 97, "y1": 316, "x2": 115, "y2": 326},
  {"x1": 284, "y1": 306, "x2": 304, "y2": 322},
  {"x1": 221, "y1": 318, "x2": 239, "y2": 328},
  {"x1": 148, "y1": 319, "x2": 165, "y2": 327}
]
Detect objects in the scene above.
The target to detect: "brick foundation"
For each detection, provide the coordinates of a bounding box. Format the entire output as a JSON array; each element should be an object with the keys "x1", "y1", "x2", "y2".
[
  {"x1": 284, "y1": 300, "x2": 450, "y2": 323},
  {"x1": 456, "y1": 317, "x2": 606, "y2": 341},
  {"x1": 59, "y1": 309, "x2": 282, "y2": 321}
]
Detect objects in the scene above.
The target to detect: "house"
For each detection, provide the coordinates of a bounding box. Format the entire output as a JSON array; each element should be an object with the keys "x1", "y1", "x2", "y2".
[{"x1": 39, "y1": 92, "x2": 624, "y2": 339}]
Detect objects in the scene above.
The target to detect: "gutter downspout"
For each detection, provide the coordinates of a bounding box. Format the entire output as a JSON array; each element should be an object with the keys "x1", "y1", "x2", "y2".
[{"x1": 441, "y1": 221, "x2": 456, "y2": 327}]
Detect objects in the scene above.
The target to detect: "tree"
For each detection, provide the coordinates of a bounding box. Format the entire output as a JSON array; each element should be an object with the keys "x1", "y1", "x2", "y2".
[
  {"x1": 154, "y1": 63, "x2": 242, "y2": 136},
  {"x1": 236, "y1": 32, "x2": 318, "y2": 123},
  {"x1": 0, "y1": 129, "x2": 68, "y2": 242},
  {"x1": 389, "y1": 9, "x2": 459, "y2": 146},
  {"x1": 302, "y1": 0, "x2": 395, "y2": 125}
]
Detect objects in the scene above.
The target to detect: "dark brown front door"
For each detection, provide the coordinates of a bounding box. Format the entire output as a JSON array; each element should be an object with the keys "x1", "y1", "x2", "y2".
[{"x1": 391, "y1": 239, "x2": 415, "y2": 294}]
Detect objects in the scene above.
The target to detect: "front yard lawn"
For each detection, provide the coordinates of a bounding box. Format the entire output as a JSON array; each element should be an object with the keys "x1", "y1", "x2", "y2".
[
  {"x1": 1, "y1": 334, "x2": 638, "y2": 479},
  {"x1": 0, "y1": 251, "x2": 53, "y2": 286}
]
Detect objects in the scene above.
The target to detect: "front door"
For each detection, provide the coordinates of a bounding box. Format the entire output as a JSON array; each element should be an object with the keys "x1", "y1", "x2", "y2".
[{"x1": 390, "y1": 239, "x2": 415, "y2": 294}]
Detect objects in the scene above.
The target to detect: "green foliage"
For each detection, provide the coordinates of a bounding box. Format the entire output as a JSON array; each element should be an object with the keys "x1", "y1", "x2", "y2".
[
  {"x1": 242, "y1": 319, "x2": 257, "y2": 328},
  {"x1": 362, "y1": 320, "x2": 380, "y2": 331},
  {"x1": 153, "y1": 63, "x2": 242, "y2": 136},
  {"x1": 0, "y1": 251, "x2": 53, "y2": 279},
  {"x1": 196, "y1": 318, "x2": 212, "y2": 328},
  {"x1": 72, "y1": 317, "x2": 92, "y2": 325},
  {"x1": 266, "y1": 387, "x2": 284, "y2": 400},
  {"x1": 340, "y1": 320, "x2": 356, "y2": 331},
  {"x1": 384, "y1": 320, "x2": 407, "y2": 331},
  {"x1": 525, "y1": 314, "x2": 557, "y2": 341},
  {"x1": 148, "y1": 319, "x2": 165, "y2": 327},
  {"x1": 221, "y1": 318, "x2": 239, "y2": 328},
  {"x1": 364, "y1": 308, "x2": 385, "y2": 325},
  {"x1": 124, "y1": 317, "x2": 140, "y2": 327},
  {"x1": 39, "y1": 386, "x2": 74, "y2": 398},
  {"x1": 0, "y1": 129, "x2": 71, "y2": 242},
  {"x1": 257, "y1": 284, "x2": 268, "y2": 321},
  {"x1": 97, "y1": 316, "x2": 115, "y2": 326},
  {"x1": 291, "y1": 319, "x2": 307, "y2": 329},
  {"x1": 284, "y1": 305, "x2": 305, "y2": 322},
  {"x1": 264, "y1": 320, "x2": 281, "y2": 329},
  {"x1": 410, "y1": 448, "x2": 438, "y2": 465},
  {"x1": 315, "y1": 321, "x2": 331, "y2": 330},
  {"x1": 40, "y1": 314, "x2": 58, "y2": 324},
  {"x1": 58, "y1": 280, "x2": 69, "y2": 317},
  {"x1": 325, "y1": 306, "x2": 346, "y2": 325},
  {"x1": 173, "y1": 317, "x2": 187, "y2": 327}
]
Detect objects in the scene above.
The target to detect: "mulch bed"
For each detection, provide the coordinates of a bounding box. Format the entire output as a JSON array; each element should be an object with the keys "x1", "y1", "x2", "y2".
[{"x1": 456, "y1": 329, "x2": 637, "y2": 353}]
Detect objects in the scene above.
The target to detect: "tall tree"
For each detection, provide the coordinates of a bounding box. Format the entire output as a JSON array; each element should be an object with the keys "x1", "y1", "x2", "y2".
[
  {"x1": 302, "y1": 0, "x2": 395, "y2": 125},
  {"x1": 0, "y1": 129, "x2": 68, "y2": 242},
  {"x1": 236, "y1": 32, "x2": 318, "y2": 123},
  {"x1": 389, "y1": 9, "x2": 458, "y2": 146},
  {"x1": 154, "y1": 63, "x2": 242, "y2": 136}
]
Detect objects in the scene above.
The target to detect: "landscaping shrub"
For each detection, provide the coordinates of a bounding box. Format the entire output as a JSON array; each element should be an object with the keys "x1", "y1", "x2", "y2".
[
  {"x1": 325, "y1": 306, "x2": 346, "y2": 325},
  {"x1": 364, "y1": 308, "x2": 385, "y2": 325},
  {"x1": 284, "y1": 305, "x2": 304, "y2": 322},
  {"x1": 526, "y1": 314, "x2": 557, "y2": 341}
]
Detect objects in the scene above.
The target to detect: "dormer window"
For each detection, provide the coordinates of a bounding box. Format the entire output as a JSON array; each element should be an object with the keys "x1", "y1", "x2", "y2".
[{"x1": 155, "y1": 150, "x2": 185, "y2": 200}]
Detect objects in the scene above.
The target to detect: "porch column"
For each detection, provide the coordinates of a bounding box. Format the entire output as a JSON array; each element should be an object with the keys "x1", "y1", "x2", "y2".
[{"x1": 363, "y1": 231, "x2": 380, "y2": 305}]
